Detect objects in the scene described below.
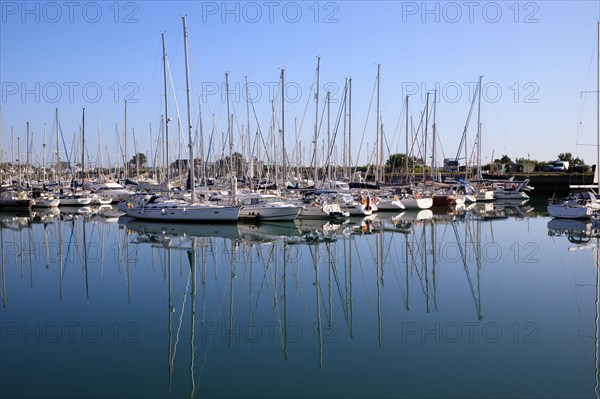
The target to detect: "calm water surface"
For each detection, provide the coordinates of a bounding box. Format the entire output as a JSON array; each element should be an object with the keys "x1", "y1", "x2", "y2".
[{"x1": 0, "y1": 200, "x2": 598, "y2": 399}]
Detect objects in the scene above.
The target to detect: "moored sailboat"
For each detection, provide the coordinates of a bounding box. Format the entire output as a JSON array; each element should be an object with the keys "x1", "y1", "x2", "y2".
[
  {"x1": 123, "y1": 16, "x2": 240, "y2": 223},
  {"x1": 548, "y1": 22, "x2": 600, "y2": 219}
]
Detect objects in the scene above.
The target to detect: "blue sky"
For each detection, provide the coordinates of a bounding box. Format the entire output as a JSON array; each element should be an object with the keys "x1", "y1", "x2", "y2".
[{"x1": 1, "y1": 1, "x2": 599, "y2": 170}]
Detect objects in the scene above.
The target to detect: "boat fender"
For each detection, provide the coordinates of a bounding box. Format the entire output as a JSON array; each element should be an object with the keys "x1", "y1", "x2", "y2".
[{"x1": 161, "y1": 209, "x2": 166, "y2": 214}]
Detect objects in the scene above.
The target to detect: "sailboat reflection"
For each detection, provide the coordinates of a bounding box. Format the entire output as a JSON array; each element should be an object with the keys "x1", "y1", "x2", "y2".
[
  {"x1": 548, "y1": 218, "x2": 600, "y2": 244},
  {"x1": 548, "y1": 219, "x2": 599, "y2": 399}
]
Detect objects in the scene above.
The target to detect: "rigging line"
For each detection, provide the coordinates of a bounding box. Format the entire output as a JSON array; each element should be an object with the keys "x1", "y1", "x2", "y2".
[
  {"x1": 62, "y1": 219, "x2": 75, "y2": 275},
  {"x1": 171, "y1": 265, "x2": 191, "y2": 365},
  {"x1": 409, "y1": 108, "x2": 426, "y2": 164},
  {"x1": 288, "y1": 75, "x2": 316, "y2": 162},
  {"x1": 352, "y1": 75, "x2": 378, "y2": 178},
  {"x1": 409, "y1": 229, "x2": 428, "y2": 300},
  {"x1": 166, "y1": 59, "x2": 185, "y2": 151},
  {"x1": 187, "y1": 39, "x2": 215, "y2": 119},
  {"x1": 250, "y1": 96, "x2": 273, "y2": 166},
  {"x1": 251, "y1": 245, "x2": 272, "y2": 317},
  {"x1": 329, "y1": 248, "x2": 351, "y2": 330},
  {"x1": 322, "y1": 80, "x2": 348, "y2": 171},
  {"x1": 140, "y1": 38, "x2": 164, "y2": 138},
  {"x1": 316, "y1": 243, "x2": 334, "y2": 327},
  {"x1": 198, "y1": 240, "x2": 234, "y2": 380},
  {"x1": 309, "y1": 91, "x2": 331, "y2": 171},
  {"x1": 455, "y1": 78, "x2": 480, "y2": 163},
  {"x1": 391, "y1": 99, "x2": 408, "y2": 155},
  {"x1": 292, "y1": 243, "x2": 316, "y2": 324},
  {"x1": 390, "y1": 237, "x2": 406, "y2": 304},
  {"x1": 262, "y1": 243, "x2": 286, "y2": 349},
  {"x1": 354, "y1": 235, "x2": 377, "y2": 327},
  {"x1": 451, "y1": 221, "x2": 479, "y2": 317}
]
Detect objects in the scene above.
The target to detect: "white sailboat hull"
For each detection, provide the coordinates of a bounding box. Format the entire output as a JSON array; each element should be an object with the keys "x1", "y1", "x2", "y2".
[
  {"x1": 341, "y1": 203, "x2": 373, "y2": 216},
  {"x1": 239, "y1": 205, "x2": 300, "y2": 221},
  {"x1": 400, "y1": 197, "x2": 433, "y2": 210},
  {"x1": 125, "y1": 203, "x2": 240, "y2": 222},
  {"x1": 375, "y1": 199, "x2": 405, "y2": 211},
  {"x1": 494, "y1": 192, "x2": 529, "y2": 200},
  {"x1": 298, "y1": 203, "x2": 349, "y2": 219},
  {"x1": 32, "y1": 198, "x2": 60, "y2": 208}
]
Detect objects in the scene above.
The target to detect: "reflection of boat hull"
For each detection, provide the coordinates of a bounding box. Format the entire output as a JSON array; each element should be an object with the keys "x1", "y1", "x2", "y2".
[
  {"x1": 393, "y1": 209, "x2": 433, "y2": 222},
  {"x1": 126, "y1": 219, "x2": 241, "y2": 239},
  {"x1": 547, "y1": 218, "x2": 597, "y2": 244},
  {"x1": 547, "y1": 204, "x2": 593, "y2": 219},
  {"x1": 547, "y1": 218, "x2": 592, "y2": 232},
  {"x1": 400, "y1": 197, "x2": 433, "y2": 210},
  {"x1": 58, "y1": 196, "x2": 92, "y2": 206},
  {"x1": 125, "y1": 203, "x2": 240, "y2": 222},
  {"x1": 60, "y1": 206, "x2": 93, "y2": 216},
  {"x1": 238, "y1": 221, "x2": 302, "y2": 243},
  {"x1": 0, "y1": 199, "x2": 33, "y2": 208},
  {"x1": 375, "y1": 199, "x2": 405, "y2": 212},
  {"x1": 495, "y1": 199, "x2": 529, "y2": 207}
]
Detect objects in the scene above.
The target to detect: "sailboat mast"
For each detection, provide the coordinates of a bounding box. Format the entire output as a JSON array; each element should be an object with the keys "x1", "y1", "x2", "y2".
[
  {"x1": 97, "y1": 120, "x2": 103, "y2": 177},
  {"x1": 162, "y1": 32, "x2": 171, "y2": 183},
  {"x1": 405, "y1": 96, "x2": 409, "y2": 183},
  {"x1": 281, "y1": 68, "x2": 287, "y2": 184},
  {"x1": 245, "y1": 76, "x2": 252, "y2": 181},
  {"x1": 476, "y1": 75, "x2": 483, "y2": 179},
  {"x1": 348, "y1": 78, "x2": 352, "y2": 180},
  {"x1": 198, "y1": 100, "x2": 206, "y2": 188},
  {"x1": 423, "y1": 92, "x2": 429, "y2": 182},
  {"x1": 327, "y1": 90, "x2": 331, "y2": 181},
  {"x1": 124, "y1": 99, "x2": 128, "y2": 179},
  {"x1": 313, "y1": 56, "x2": 320, "y2": 185},
  {"x1": 431, "y1": 90, "x2": 437, "y2": 180},
  {"x1": 17, "y1": 137, "x2": 21, "y2": 186},
  {"x1": 42, "y1": 124, "x2": 47, "y2": 183},
  {"x1": 182, "y1": 15, "x2": 195, "y2": 201},
  {"x1": 55, "y1": 109, "x2": 60, "y2": 184},
  {"x1": 376, "y1": 64, "x2": 381, "y2": 182},
  {"x1": 26, "y1": 121, "x2": 30, "y2": 172},
  {"x1": 592, "y1": 21, "x2": 600, "y2": 194},
  {"x1": 81, "y1": 108, "x2": 85, "y2": 185}
]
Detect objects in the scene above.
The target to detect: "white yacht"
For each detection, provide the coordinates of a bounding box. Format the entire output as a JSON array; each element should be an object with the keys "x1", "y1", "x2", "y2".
[{"x1": 123, "y1": 195, "x2": 240, "y2": 222}]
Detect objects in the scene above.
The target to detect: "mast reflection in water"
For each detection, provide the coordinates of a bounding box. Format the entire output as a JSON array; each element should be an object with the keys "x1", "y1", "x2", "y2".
[{"x1": 0, "y1": 202, "x2": 598, "y2": 398}]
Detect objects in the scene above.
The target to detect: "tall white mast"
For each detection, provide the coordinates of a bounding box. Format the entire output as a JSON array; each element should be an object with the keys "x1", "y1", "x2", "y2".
[
  {"x1": 593, "y1": 21, "x2": 600, "y2": 194},
  {"x1": 281, "y1": 68, "x2": 287, "y2": 184},
  {"x1": 476, "y1": 75, "x2": 483, "y2": 179},
  {"x1": 313, "y1": 56, "x2": 320, "y2": 185},
  {"x1": 124, "y1": 99, "x2": 128, "y2": 179},
  {"x1": 162, "y1": 32, "x2": 171, "y2": 183},
  {"x1": 182, "y1": 15, "x2": 195, "y2": 201},
  {"x1": 376, "y1": 64, "x2": 381, "y2": 182}
]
